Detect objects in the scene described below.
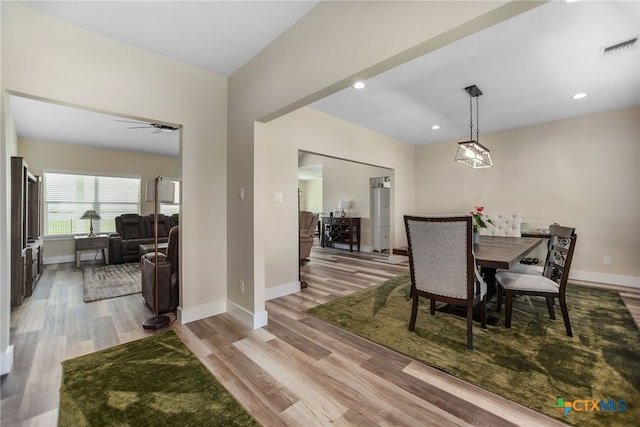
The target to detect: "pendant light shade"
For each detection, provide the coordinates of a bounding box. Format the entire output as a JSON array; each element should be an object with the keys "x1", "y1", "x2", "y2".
[
  {"x1": 455, "y1": 141, "x2": 493, "y2": 169},
  {"x1": 455, "y1": 85, "x2": 493, "y2": 169}
]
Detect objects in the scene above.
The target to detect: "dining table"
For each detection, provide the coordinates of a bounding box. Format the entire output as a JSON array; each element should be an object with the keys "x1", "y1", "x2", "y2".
[
  {"x1": 393, "y1": 235, "x2": 543, "y2": 269},
  {"x1": 393, "y1": 235, "x2": 544, "y2": 325}
]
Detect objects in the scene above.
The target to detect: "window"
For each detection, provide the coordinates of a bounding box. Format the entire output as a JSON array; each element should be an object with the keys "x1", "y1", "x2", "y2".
[
  {"x1": 159, "y1": 179, "x2": 180, "y2": 216},
  {"x1": 44, "y1": 172, "x2": 140, "y2": 236}
]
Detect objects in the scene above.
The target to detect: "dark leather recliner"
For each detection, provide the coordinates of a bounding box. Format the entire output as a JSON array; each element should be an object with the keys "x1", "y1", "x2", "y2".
[
  {"x1": 109, "y1": 213, "x2": 174, "y2": 263},
  {"x1": 141, "y1": 225, "x2": 179, "y2": 314}
]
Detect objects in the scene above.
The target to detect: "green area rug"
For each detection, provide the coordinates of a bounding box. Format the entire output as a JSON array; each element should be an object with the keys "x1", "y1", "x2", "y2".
[
  {"x1": 306, "y1": 275, "x2": 639, "y2": 426},
  {"x1": 59, "y1": 331, "x2": 259, "y2": 427}
]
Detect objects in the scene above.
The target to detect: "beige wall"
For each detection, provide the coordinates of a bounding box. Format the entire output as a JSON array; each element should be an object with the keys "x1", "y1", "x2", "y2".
[
  {"x1": 1, "y1": 90, "x2": 19, "y2": 373},
  {"x1": 17, "y1": 138, "x2": 179, "y2": 261},
  {"x1": 261, "y1": 107, "x2": 415, "y2": 299},
  {"x1": 298, "y1": 179, "x2": 322, "y2": 214},
  {"x1": 2, "y1": 3, "x2": 228, "y2": 328},
  {"x1": 299, "y1": 152, "x2": 392, "y2": 249},
  {"x1": 414, "y1": 106, "x2": 640, "y2": 286},
  {"x1": 232, "y1": 1, "x2": 530, "y2": 325}
]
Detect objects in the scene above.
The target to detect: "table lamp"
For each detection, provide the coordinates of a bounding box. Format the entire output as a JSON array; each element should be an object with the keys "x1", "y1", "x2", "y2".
[
  {"x1": 338, "y1": 200, "x2": 349, "y2": 217},
  {"x1": 80, "y1": 210, "x2": 101, "y2": 237}
]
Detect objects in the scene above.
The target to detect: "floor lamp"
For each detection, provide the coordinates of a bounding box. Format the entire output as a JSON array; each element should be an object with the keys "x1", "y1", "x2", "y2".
[{"x1": 143, "y1": 176, "x2": 175, "y2": 330}]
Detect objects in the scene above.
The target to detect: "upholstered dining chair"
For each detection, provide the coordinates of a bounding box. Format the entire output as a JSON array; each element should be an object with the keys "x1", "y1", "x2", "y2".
[
  {"x1": 404, "y1": 215, "x2": 487, "y2": 350},
  {"x1": 478, "y1": 212, "x2": 523, "y2": 237},
  {"x1": 495, "y1": 224, "x2": 577, "y2": 336},
  {"x1": 509, "y1": 222, "x2": 559, "y2": 275}
]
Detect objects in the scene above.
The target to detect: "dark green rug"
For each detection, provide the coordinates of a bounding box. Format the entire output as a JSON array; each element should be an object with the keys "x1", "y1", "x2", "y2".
[
  {"x1": 59, "y1": 331, "x2": 259, "y2": 427},
  {"x1": 306, "y1": 275, "x2": 640, "y2": 426}
]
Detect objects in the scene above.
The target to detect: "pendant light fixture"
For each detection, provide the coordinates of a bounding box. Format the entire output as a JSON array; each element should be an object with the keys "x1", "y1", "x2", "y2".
[{"x1": 455, "y1": 85, "x2": 493, "y2": 169}]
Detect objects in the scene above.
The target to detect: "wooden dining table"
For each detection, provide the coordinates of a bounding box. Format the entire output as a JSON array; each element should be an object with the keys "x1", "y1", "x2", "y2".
[
  {"x1": 393, "y1": 235, "x2": 544, "y2": 325},
  {"x1": 393, "y1": 235, "x2": 543, "y2": 270}
]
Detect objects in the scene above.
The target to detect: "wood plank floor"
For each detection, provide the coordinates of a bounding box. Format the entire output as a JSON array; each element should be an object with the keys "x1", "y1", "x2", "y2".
[{"x1": 2, "y1": 246, "x2": 638, "y2": 426}]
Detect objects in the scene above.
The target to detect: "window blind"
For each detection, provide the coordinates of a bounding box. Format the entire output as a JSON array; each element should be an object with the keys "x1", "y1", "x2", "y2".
[{"x1": 44, "y1": 172, "x2": 140, "y2": 236}]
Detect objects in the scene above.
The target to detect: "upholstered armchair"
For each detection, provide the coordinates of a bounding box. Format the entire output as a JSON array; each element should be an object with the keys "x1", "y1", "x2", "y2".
[
  {"x1": 141, "y1": 225, "x2": 179, "y2": 314},
  {"x1": 299, "y1": 211, "x2": 318, "y2": 261},
  {"x1": 109, "y1": 213, "x2": 174, "y2": 263}
]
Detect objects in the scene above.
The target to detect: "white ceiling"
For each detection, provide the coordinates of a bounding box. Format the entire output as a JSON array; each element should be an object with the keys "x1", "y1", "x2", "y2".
[
  {"x1": 9, "y1": 96, "x2": 182, "y2": 156},
  {"x1": 311, "y1": 0, "x2": 640, "y2": 145},
  {"x1": 9, "y1": 1, "x2": 640, "y2": 156}
]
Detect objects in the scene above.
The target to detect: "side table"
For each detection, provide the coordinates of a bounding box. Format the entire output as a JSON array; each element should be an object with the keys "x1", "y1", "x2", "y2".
[{"x1": 74, "y1": 234, "x2": 109, "y2": 268}]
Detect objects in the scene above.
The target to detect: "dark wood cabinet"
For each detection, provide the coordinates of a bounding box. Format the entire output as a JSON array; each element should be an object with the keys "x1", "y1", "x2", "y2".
[
  {"x1": 11, "y1": 157, "x2": 43, "y2": 306},
  {"x1": 25, "y1": 239, "x2": 43, "y2": 297},
  {"x1": 321, "y1": 216, "x2": 361, "y2": 252}
]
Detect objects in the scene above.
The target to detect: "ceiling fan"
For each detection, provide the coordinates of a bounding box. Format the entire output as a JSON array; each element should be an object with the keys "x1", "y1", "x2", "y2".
[{"x1": 116, "y1": 119, "x2": 179, "y2": 134}]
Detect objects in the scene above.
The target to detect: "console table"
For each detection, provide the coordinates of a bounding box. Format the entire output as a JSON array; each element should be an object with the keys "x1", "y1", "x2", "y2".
[
  {"x1": 74, "y1": 234, "x2": 109, "y2": 268},
  {"x1": 321, "y1": 217, "x2": 361, "y2": 252}
]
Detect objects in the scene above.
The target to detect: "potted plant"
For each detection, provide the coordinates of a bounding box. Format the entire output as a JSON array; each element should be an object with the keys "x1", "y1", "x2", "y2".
[{"x1": 470, "y1": 206, "x2": 493, "y2": 244}]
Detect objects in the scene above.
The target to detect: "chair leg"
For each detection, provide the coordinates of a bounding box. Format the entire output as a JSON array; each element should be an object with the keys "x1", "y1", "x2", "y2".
[
  {"x1": 409, "y1": 293, "x2": 419, "y2": 331},
  {"x1": 559, "y1": 294, "x2": 573, "y2": 337},
  {"x1": 505, "y1": 290, "x2": 513, "y2": 328},
  {"x1": 496, "y1": 283, "x2": 503, "y2": 313},
  {"x1": 480, "y1": 295, "x2": 487, "y2": 329},
  {"x1": 466, "y1": 304, "x2": 474, "y2": 350},
  {"x1": 546, "y1": 297, "x2": 556, "y2": 319},
  {"x1": 430, "y1": 299, "x2": 436, "y2": 315}
]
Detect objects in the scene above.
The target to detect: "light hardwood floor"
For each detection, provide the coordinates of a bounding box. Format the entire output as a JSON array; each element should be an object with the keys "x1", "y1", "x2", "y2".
[{"x1": 2, "y1": 246, "x2": 638, "y2": 426}]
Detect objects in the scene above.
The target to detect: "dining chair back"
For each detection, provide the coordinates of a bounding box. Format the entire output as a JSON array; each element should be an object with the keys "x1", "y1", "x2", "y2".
[
  {"x1": 479, "y1": 212, "x2": 522, "y2": 237},
  {"x1": 495, "y1": 224, "x2": 577, "y2": 336},
  {"x1": 404, "y1": 215, "x2": 487, "y2": 350}
]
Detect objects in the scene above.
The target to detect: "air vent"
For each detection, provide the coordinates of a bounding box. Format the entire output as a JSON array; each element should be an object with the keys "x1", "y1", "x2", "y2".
[{"x1": 602, "y1": 37, "x2": 638, "y2": 57}]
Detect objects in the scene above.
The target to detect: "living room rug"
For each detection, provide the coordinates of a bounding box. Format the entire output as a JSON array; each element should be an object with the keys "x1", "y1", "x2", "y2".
[
  {"x1": 306, "y1": 275, "x2": 640, "y2": 426},
  {"x1": 59, "y1": 331, "x2": 259, "y2": 427},
  {"x1": 83, "y1": 262, "x2": 141, "y2": 303}
]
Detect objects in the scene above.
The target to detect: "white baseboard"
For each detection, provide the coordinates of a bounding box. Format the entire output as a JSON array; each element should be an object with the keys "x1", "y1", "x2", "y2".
[
  {"x1": 44, "y1": 255, "x2": 74, "y2": 265},
  {"x1": 227, "y1": 300, "x2": 268, "y2": 329},
  {"x1": 265, "y1": 281, "x2": 300, "y2": 301},
  {"x1": 44, "y1": 253, "x2": 104, "y2": 266},
  {"x1": 177, "y1": 299, "x2": 226, "y2": 324},
  {"x1": 329, "y1": 243, "x2": 372, "y2": 252},
  {"x1": 570, "y1": 270, "x2": 640, "y2": 289},
  {"x1": 1, "y1": 345, "x2": 14, "y2": 376},
  {"x1": 387, "y1": 255, "x2": 408, "y2": 264}
]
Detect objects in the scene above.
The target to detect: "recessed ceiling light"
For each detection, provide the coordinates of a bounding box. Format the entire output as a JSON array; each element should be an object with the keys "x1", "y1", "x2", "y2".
[
  {"x1": 431, "y1": 125, "x2": 440, "y2": 130},
  {"x1": 353, "y1": 81, "x2": 365, "y2": 89},
  {"x1": 572, "y1": 92, "x2": 587, "y2": 100}
]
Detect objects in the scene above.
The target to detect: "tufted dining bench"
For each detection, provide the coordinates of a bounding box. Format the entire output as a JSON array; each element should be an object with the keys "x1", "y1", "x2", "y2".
[{"x1": 478, "y1": 212, "x2": 523, "y2": 237}]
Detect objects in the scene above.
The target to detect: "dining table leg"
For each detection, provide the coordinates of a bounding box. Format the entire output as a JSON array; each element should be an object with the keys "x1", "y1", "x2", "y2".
[
  {"x1": 436, "y1": 267, "x2": 501, "y2": 327},
  {"x1": 480, "y1": 266, "x2": 498, "y2": 299}
]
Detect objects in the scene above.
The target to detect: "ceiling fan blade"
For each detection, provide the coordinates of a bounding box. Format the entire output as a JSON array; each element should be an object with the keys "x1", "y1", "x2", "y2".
[
  {"x1": 126, "y1": 126, "x2": 153, "y2": 129},
  {"x1": 115, "y1": 119, "x2": 151, "y2": 125},
  {"x1": 152, "y1": 129, "x2": 161, "y2": 134}
]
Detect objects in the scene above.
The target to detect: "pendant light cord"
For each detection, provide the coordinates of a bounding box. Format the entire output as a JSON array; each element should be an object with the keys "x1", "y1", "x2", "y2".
[
  {"x1": 476, "y1": 96, "x2": 480, "y2": 143},
  {"x1": 468, "y1": 92, "x2": 481, "y2": 143},
  {"x1": 469, "y1": 93, "x2": 473, "y2": 141}
]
